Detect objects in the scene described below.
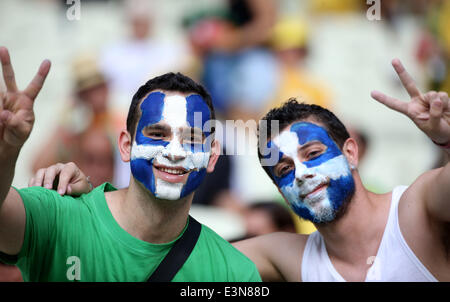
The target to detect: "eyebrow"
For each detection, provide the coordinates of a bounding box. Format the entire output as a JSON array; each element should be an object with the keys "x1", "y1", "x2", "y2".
[
  {"x1": 180, "y1": 126, "x2": 206, "y2": 139},
  {"x1": 276, "y1": 156, "x2": 291, "y2": 165},
  {"x1": 299, "y1": 140, "x2": 323, "y2": 150},
  {"x1": 273, "y1": 140, "x2": 323, "y2": 165},
  {"x1": 143, "y1": 124, "x2": 171, "y2": 131}
]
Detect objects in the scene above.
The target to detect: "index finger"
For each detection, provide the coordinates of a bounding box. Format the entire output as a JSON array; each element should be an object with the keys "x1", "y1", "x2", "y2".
[
  {"x1": 24, "y1": 59, "x2": 51, "y2": 100},
  {"x1": 57, "y1": 164, "x2": 80, "y2": 195},
  {"x1": 0, "y1": 47, "x2": 18, "y2": 92},
  {"x1": 391, "y1": 58, "x2": 421, "y2": 98},
  {"x1": 371, "y1": 90, "x2": 409, "y2": 115}
]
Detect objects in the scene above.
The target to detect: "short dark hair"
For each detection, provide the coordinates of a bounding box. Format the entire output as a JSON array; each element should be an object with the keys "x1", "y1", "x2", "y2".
[
  {"x1": 126, "y1": 72, "x2": 215, "y2": 139},
  {"x1": 258, "y1": 99, "x2": 350, "y2": 176}
]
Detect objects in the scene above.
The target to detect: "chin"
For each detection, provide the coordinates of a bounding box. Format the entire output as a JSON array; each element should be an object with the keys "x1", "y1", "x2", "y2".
[
  {"x1": 308, "y1": 198, "x2": 336, "y2": 223},
  {"x1": 313, "y1": 186, "x2": 355, "y2": 225},
  {"x1": 292, "y1": 199, "x2": 336, "y2": 225},
  {"x1": 154, "y1": 178, "x2": 184, "y2": 200}
]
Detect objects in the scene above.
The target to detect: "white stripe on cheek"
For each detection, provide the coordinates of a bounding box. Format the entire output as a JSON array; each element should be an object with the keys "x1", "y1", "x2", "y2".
[
  {"x1": 184, "y1": 151, "x2": 210, "y2": 170},
  {"x1": 306, "y1": 155, "x2": 351, "y2": 180},
  {"x1": 131, "y1": 141, "x2": 164, "y2": 160},
  {"x1": 131, "y1": 142, "x2": 211, "y2": 171}
]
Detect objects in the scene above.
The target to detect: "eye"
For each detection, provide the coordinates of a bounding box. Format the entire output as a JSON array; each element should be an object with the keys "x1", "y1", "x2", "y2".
[
  {"x1": 306, "y1": 150, "x2": 322, "y2": 160},
  {"x1": 150, "y1": 132, "x2": 163, "y2": 138},
  {"x1": 181, "y1": 129, "x2": 204, "y2": 145},
  {"x1": 188, "y1": 135, "x2": 203, "y2": 144},
  {"x1": 145, "y1": 130, "x2": 167, "y2": 140},
  {"x1": 276, "y1": 164, "x2": 293, "y2": 177}
]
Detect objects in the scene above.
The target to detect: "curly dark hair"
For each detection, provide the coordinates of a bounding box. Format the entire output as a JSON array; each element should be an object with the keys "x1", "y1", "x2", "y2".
[
  {"x1": 258, "y1": 99, "x2": 350, "y2": 176},
  {"x1": 126, "y1": 72, "x2": 215, "y2": 139}
]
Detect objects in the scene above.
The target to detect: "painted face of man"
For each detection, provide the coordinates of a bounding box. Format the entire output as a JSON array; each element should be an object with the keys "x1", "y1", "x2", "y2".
[
  {"x1": 266, "y1": 122, "x2": 355, "y2": 223},
  {"x1": 130, "y1": 91, "x2": 212, "y2": 200}
]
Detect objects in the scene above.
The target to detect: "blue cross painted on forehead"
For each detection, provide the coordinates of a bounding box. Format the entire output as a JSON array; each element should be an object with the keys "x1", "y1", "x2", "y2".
[
  {"x1": 130, "y1": 91, "x2": 214, "y2": 200},
  {"x1": 134, "y1": 91, "x2": 212, "y2": 151},
  {"x1": 264, "y1": 122, "x2": 342, "y2": 170}
]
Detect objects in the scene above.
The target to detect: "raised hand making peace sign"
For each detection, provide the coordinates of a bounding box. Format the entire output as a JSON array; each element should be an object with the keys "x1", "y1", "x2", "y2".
[
  {"x1": 0, "y1": 47, "x2": 51, "y2": 150},
  {"x1": 371, "y1": 59, "x2": 450, "y2": 147}
]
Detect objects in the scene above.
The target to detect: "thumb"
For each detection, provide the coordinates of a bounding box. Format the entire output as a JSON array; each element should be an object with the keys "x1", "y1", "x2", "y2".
[
  {"x1": 0, "y1": 109, "x2": 12, "y2": 125},
  {"x1": 67, "y1": 181, "x2": 90, "y2": 196},
  {"x1": 58, "y1": 163, "x2": 91, "y2": 196}
]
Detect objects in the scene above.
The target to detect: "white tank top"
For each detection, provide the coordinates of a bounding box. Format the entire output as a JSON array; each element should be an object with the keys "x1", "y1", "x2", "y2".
[{"x1": 301, "y1": 186, "x2": 438, "y2": 282}]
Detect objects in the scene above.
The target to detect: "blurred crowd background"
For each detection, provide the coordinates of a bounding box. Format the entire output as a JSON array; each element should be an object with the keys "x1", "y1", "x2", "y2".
[{"x1": 1, "y1": 0, "x2": 450, "y2": 281}]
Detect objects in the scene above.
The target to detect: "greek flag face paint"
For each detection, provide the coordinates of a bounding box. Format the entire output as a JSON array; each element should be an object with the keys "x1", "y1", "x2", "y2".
[
  {"x1": 130, "y1": 91, "x2": 212, "y2": 200},
  {"x1": 266, "y1": 122, "x2": 355, "y2": 223}
]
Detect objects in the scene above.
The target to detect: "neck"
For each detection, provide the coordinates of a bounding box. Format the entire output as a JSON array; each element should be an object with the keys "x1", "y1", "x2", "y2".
[
  {"x1": 107, "y1": 178, "x2": 193, "y2": 244},
  {"x1": 314, "y1": 173, "x2": 391, "y2": 264}
]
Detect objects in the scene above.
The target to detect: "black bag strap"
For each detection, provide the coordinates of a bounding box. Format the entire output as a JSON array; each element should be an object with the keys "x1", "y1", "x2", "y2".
[{"x1": 147, "y1": 215, "x2": 201, "y2": 282}]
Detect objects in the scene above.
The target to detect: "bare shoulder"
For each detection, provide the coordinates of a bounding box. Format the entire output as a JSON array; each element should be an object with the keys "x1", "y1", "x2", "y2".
[
  {"x1": 398, "y1": 169, "x2": 436, "y2": 232},
  {"x1": 407, "y1": 167, "x2": 442, "y2": 194},
  {"x1": 398, "y1": 167, "x2": 442, "y2": 219},
  {"x1": 398, "y1": 167, "x2": 450, "y2": 280}
]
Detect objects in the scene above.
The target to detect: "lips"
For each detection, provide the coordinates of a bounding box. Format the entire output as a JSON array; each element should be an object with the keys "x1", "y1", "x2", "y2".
[
  {"x1": 155, "y1": 165, "x2": 187, "y2": 175},
  {"x1": 153, "y1": 163, "x2": 190, "y2": 183},
  {"x1": 301, "y1": 182, "x2": 328, "y2": 199}
]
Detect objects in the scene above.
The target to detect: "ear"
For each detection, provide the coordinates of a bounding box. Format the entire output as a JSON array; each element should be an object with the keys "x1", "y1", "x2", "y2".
[
  {"x1": 118, "y1": 130, "x2": 133, "y2": 163},
  {"x1": 342, "y1": 137, "x2": 359, "y2": 170},
  {"x1": 206, "y1": 139, "x2": 221, "y2": 173}
]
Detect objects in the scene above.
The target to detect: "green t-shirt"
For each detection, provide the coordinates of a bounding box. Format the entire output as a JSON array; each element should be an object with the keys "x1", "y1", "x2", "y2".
[{"x1": 0, "y1": 183, "x2": 261, "y2": 282}]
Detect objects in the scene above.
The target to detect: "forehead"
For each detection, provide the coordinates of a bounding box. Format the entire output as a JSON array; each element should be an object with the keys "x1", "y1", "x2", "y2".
[
  {"x1": 272, "y1": 121, "x2": 334, "y2": 149},
  {"x1": 138, "y1": 91, "x2": 211, "y2": 128}
]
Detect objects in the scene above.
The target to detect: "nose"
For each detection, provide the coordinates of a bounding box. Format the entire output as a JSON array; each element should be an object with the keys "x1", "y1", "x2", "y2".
[
  {"x1": 294, "y1": 161, "x2": 313, "y2": 186},
  {"x1": 165, "y1": 153, "x2": 185, "y2": 162},
  {"x1": 296, "y1": 173, "x2": 314, "y2": 186},
  {"x1": 163, "y1": 138, "x2": 186, "y2": 162}
]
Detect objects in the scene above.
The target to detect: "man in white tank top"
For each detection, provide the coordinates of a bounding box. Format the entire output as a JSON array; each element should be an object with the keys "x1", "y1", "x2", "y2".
[
  {"x1": 30, "y1": 59, "x2": 449, "y2": 282},
  {"x1": 233, "y1": 58, "x2": 449, "y2": 281}
]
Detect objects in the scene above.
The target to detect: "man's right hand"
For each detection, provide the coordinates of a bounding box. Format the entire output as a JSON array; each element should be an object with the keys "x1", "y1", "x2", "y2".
[
  {"x1": 29, "y1": 162, "x2": 93, "y2": 196},
  {"x1": 0, "y1": 47, "x2": 51, "y2": 151},
  {"x1": 0, "y1": 47, "x2": 51, "y2": 256}
]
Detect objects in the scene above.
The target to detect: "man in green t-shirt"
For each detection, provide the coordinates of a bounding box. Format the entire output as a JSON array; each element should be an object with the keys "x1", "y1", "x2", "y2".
[{"x1": 0, "y1": 47, "x2": 260, "y2": 282}]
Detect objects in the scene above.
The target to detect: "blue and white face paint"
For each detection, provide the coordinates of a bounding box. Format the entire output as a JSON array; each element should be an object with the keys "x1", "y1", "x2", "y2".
[
  {"x1": 130, "y1": 91, "x2": 212, "y2": 200},
  {"x1": 267, "y1": 122, "x2": 355, "y2": 223}
]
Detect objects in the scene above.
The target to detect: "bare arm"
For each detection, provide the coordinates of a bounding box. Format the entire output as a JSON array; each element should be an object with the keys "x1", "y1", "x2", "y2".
[
  {"x1": 371, "y1": 59, "x2": 450, "y2": 222},
  {"x1": 0, "y1": 47, "x2": 50, "y2": 255},
  {"x1": 233, "y1": 234, "x2": 283, "y2": 282},
  {"x1": 421, "y1": 153, "x2": 450, "y2": 222},
  {"x1": 233, "y1": 232, "x2": 307, "y2": 282}
]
